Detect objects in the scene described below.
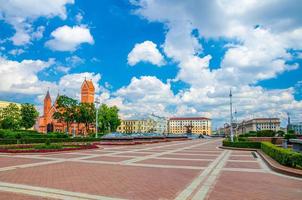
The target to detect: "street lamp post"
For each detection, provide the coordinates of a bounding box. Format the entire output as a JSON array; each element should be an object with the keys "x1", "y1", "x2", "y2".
[
  {"x1": 72, "y1": 120, "x2": 76, "y2": 138},
  {"x1": 229, "y1": 89, "x2": 234, "y2": 142},
  {"x1": 95, "y1": 98, "x2": 100, "y2": 138}
]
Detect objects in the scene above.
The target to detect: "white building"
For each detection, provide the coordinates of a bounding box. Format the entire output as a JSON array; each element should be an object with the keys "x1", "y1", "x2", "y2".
[
  {"x1": 168, "y1": 117, "x2": 212, "y2": 135},
  {"x1": 236, "y1": 118, "x2": 280, "y2": 134}
]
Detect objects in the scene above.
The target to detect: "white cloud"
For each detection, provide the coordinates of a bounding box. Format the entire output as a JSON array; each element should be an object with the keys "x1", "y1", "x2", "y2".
[
  {"x1": 127, "y1": 41, "x2": 165, "y2": 66},
  {"x1": 109, "y1": 76, "x2": 177, "y2": 118},
  {"x1": 58, "y1": 72, "x2": 101, "y2": 100},
  {"x1": 132, "y1": 0, "x2": 302, "y2": 88},
  {"x1": 11, "y1": 30, "x2": 31, "y2": 46},
  {"x1": 32, "y1": 26, "x2": 45, "y2": 40},
  {"x1": 0, "y1": 57, "x2": 55, "y2": 94},
  {"x1": 125, "y1": 0, "x2": 302, "y2": 127},
  {"x1": 0, "y1": 56, "x2": 101, "y2": 108},
  {"x1": 56, "y1": 65, "x2": 71, "y2": 74},
  {"x1": 0, "y1": 0, "x2": 74, "y2": 45},
  {"x1": 65, "y1": 55, "x2": 85, "y2": 66},
  {"x1": 75, "y1": 13, "x2": 83, "y2": 23},
  {"x1": 8, "y1": 49, "x2": 25, "y2": 56},
  {"x1": 45, "y1": 25, "x2": 94, "y2": 51}
]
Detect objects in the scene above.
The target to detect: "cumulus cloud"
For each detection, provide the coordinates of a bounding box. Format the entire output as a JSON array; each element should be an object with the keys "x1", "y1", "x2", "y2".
[
  {"x1": 65, "y1": 55, "x2": 85, "y2": 66},
  {"x1": 58, "y1": 72, "x2": 101, "y2": 100},
  {"x1": 55, "y1": 66, "x2": 71, "y2": 74},
  {"x1": 0, "y1": 56, "x2": 101, "y2": 113},
  {"x1": 127, "y1": 41, "x2": 165, "y2": 66},
  {"x1": 0, "y1": 0, "x2": 74, "y2": 45},
  {"x1": 45, "y1": 25, "x2": 94, "y2": 51},
  {"x1": 75, "y1": 13, "x2": 83, "y2": 23},
  {"x1": 0, "y1": 57, "x2": 56, "y2": 94},
  {"x1": 122, "y1": 0, "x2": 302, "y2": 126},
  {"x1": 32, "y1": 26, "x2": 45, "y2": 40},
  {"x1": 8, "y1": 49, "x2": 25, "y2": 56},
  {"x1": 111, "y1": 76, "x2": 177, "y2": 119}
]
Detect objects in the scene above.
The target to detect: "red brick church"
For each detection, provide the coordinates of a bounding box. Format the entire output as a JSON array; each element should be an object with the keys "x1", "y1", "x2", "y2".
[{"x1": 37, "y1": 79, "x2": 95, "y2": 135}]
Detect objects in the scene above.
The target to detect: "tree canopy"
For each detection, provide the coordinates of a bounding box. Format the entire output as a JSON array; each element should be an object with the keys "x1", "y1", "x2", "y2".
[
  {"x1": 78, "y1": 102, "x2": 96, "y2": 133},
  {"x1": 98, "y1": 104, "x2": 121, "y2": 133},
  {"x1": 0, "y1": 103, "x2": 38, "y2": 130},
  {"x1": 20, "y1": 103, "x2": 39, "y2": 129},
  {"x1": 0, "y1": 103, "x2": 21, "y2": 130},
  {"x1": 53, "y1": 95, "x2": 78, "y2": 133}
]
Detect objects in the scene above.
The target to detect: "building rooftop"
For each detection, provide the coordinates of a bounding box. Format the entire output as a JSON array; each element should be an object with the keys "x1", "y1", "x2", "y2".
[
  {"x1": 0, "y1": 100, "x2": 21, "y2": 108},
  {"x1": 82, "y1": 79, "x2": 95, "y2": 90},
  {"x1": 169, "y1": 117, "x2": 211, "y2": 120}
]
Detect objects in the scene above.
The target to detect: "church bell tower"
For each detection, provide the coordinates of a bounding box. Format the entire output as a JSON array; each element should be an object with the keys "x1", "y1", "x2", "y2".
[{"x1": 81, "y1": 79, "x2": 95, "y2": 103}]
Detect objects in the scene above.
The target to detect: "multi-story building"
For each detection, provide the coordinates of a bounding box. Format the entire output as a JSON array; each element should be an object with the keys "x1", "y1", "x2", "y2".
[
  {"x1": 236, "y1": 118, "x2": 280, "y2": 135},
  {"x1": 0, "y1": 101, "x2": 21, "y2": 109},
  {"x1": 117, "y1": 119, "x2": 156, "y2": 133},
  {"x1": 288, "y1": 122, "x2": 302, "y2": 135},
  {"x1": 168, "y1": 117, "x2": 212, "y2": 135}
]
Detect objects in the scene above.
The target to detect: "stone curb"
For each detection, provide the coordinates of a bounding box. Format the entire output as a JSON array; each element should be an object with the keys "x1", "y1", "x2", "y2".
[
  {"x1": 219, "y1": 146, "x2": 258, "y2": 151},
  {"x1": 219, "y1": 146, "x2": 302, "y2": 178},
  {"x1": 98, "y1": 138, "x2": 190, "y2": 146},
  {"x1": 0, "y1": 145, "x2": 100, "y2": 155}
]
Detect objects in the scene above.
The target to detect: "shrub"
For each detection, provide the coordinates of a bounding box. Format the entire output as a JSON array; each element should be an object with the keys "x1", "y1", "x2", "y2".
[
  {"x1": 284, "y1": 133, "x2": 297, "y2": 140},
  {"x1": 276, "y1": 130, "x2": 285, "y2": 137},
  {"x1": 238, "y1": 137, "x2": 248, "y2": 141},
  {"x1": 0, "y1": 137, "x2": 102, "y2": 145},
  {"x1": 239, "y1": 130, "x2": 277, "y2": 137},
  {"x1": 261, "y1": 142, "x2": 302, "y2": 168},
  {"x1": 223, "y1": 139, "x2": 261, "y2": 149},
  {"x1": 256, "y1": 130, "x2": 275, "y2": 137},
  {"x1": 45, "y1": 139, "x2": 51, "y2": 146},
  {"x1": 34, "y1": 144, "x2": 63, "y2": 150},
  {"x1": 238, "y1": 132, "x2": 257, "y2": 137}
]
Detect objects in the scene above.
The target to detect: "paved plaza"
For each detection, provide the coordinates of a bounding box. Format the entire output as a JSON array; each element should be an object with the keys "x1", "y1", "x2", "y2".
[{"x1": 0, "y1": 139, "x2": 301, "y2": 200}]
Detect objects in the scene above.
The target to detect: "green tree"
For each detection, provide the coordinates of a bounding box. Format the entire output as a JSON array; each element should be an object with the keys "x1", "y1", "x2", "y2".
[
  {"x1": 53, "y1": 95, "x2": 78, "y2": 134},
  {"x1": 78, "y1": 103, "x2": 95, "y2": 133},
  {"x1": 98, "y1": 104, "x2": 121, "y2": 133},
  {"x1": 20, "y1": 103, "x2": 39, "y2": 129},
  {"x1": 276, "y1": 130, "x2": 285, "y2": 137},
  {"x1": 0, "y1": 103, "x2": 21, "y2": 130}
]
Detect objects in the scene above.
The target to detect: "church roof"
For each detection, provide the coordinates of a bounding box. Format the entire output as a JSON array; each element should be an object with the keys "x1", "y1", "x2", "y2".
[
  {"x1": 82, "y1": 79, "x2": 95, "y2": 90},
  {"x1": 45, "y1": 90, "x2": 51, "y2": 100}
]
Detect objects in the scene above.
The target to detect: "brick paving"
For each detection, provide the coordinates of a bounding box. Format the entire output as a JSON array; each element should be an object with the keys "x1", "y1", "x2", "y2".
[
  {"x1": 0, "y1": 192, "x2": 51, "y2": 199},
  {"x1": 225, "y1": 161, "x2": 261, "y2": 169},
  {"x1": 206, "y1": 171, "x2": 302, "y2": 200},
  {"x1": 0, "y1": 139, "x2": 300, "y2": 200},
  {"x1": 0, "y1": 157, "x2": 49, "y2": 168}
]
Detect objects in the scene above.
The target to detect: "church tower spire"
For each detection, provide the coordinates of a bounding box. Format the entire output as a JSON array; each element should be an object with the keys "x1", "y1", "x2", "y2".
[{"x1": 44, "y1": 90, "x2": 52, "y2": 116}]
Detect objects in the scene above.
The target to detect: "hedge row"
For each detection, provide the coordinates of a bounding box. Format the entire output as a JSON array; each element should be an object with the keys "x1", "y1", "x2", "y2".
[
  {"x1": 239, "y1": 130, "x2": 276, "y2": 137},
  {"x1": 0, "y1": 129, "x2": 70, "y2": 139},
  {"x1": 0, "y1": 137, "x2": 102, "y2": 145},
  {"x1": 222, "y1": 140, "x2": 261, "y2": 149},
  {"x1": 261, "y1": 142, "x2": 302, "y2": 168}
]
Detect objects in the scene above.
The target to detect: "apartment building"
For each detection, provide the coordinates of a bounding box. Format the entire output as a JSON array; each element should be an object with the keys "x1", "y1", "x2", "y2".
[
  {"x1": 236, "y1": 118, "x2": 280, "y2": 135},
  {"x1": 168, "y1": 117, "x2": 212, "y2": 135},
  {"x1": 117, "y1": 119, "x2": 156, "y2": 133}
]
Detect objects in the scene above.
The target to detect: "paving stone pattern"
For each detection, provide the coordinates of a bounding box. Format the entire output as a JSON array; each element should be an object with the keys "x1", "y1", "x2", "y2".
[{"x1": 0, "y1": 139, "x2": 300, "y2": 199}]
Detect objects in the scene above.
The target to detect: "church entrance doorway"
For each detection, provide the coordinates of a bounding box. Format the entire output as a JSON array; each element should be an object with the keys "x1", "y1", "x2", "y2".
[{"x1": 47, "y1": 123, "x2": 54, "y2": 133}]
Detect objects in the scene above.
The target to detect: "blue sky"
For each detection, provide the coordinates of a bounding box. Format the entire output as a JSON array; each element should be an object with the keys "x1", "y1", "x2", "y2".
[{"x1": 0, "y1": 0, "x2": 302, "y2": 128}]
